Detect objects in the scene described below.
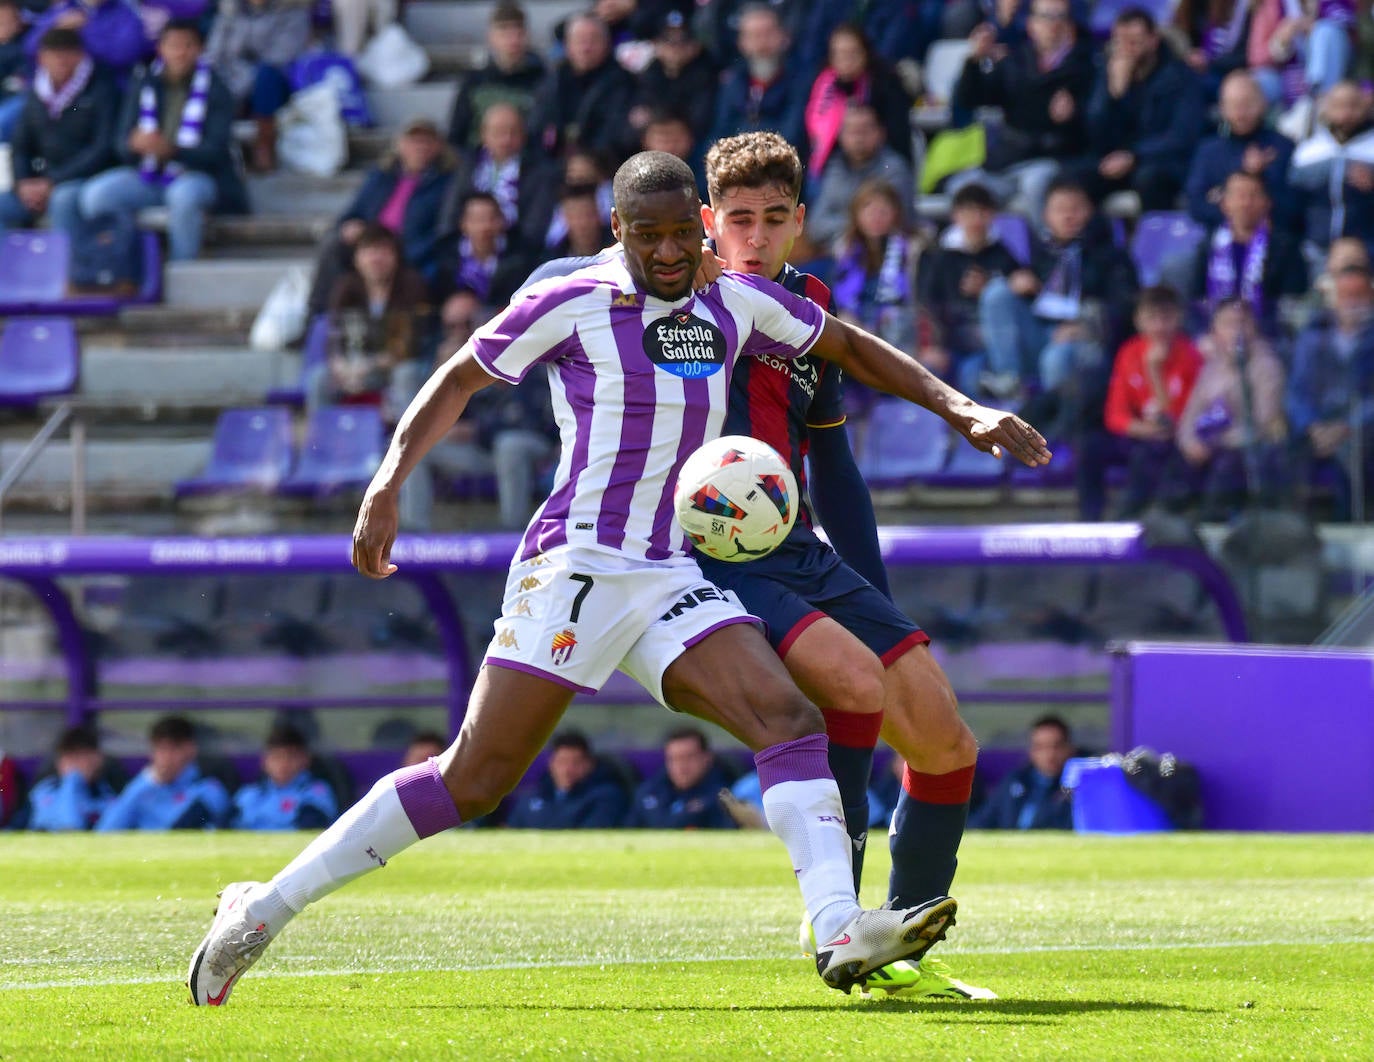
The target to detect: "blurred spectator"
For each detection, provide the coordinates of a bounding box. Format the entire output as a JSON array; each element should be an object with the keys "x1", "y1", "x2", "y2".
[
  {"x1": 26, "y1": 726, "x2": 118, "y2": 831},
  {"x1": 528, "y1": 13, "x2": 634, "y2": 159},
  {"x1": 231, "y1": 723, "x2": 338, "y2": 830},
  {"x1": 547, "y1": 182, "x2": 612, "y2": 259},
  {"x1": 0, "y1": 747, "x2": 21, "y2": 827},
  {"x1": 0, "y1": 29, "x2": 116, "y2": 236},
  {"x1": 807, "y1": 102, "x2": 913, "y2": 250},
  {"x1": 641, "y1": 108, "x2": 703, "y2": 189},
  {"x1": 331, "y1": 0, "x2": 395, "y2": 57},
  {"x1": 588, "y1": 0, "x2": 644, "y2": 46},
  {"x1": 711, "y1": 4, "x2": 807, "y2": 152},
  {"x1": 440, "y1": 101, "x2": 557, "y2": 256},
  {"x1": 625, "y1": 728, "x2": 735, "y2": 829},
  {"x1": 95, "y1": 715, "x2": 231, "y2": 830},
  {"x1": 1246, "y1": 0, "x2": 1355, "y2": 108},
  {"x1": 796, "y1": 0, "x2": 931, "y2": 72},
  {"x1": 1102, "y1": 285, "x2": 1204, "y2": 516},
  {"x1": 312, "y1": 223, "x2": 433, "y2": 418},
  {"x1": 1290, "y1": 80, "x2": 1374, "y2": 253},
  {"x1": 949, "y1": 0, "x2": 1095, "y2": 220},
  {"x1": 1188, "y1": 170, "x2": 1307, "y2": 331},
  {"x1": 400, "y1": 358, "x2": 557, "y2": 531},
  {"x1": 1357, "y1": 0, "x2": 1374, "y2": 83},
  {"x1": 1171, "y1": 298, "x2": 1289, "y2": 517},
  {"x1": 1287, "y1": 239, "x2": 1374, "y2": 519},
  {"x1": 308, "y1": 117, "x2": 456, "y2": 317},
  {"x1": 1185, "y1": 71, "x2": 1296, "y2": 231},
  {"x1": 917, "y1": 182, "x2": 1022, "y2": 387},
  {"x1": 1172, "y1": 0, "x2": 1258, "y2": 97},
  {"x1": 446, "y1": 2, "x2": 546, "y2": 152},
  {"x1": 506, "y1": 731, "x2": 630, "y2": 829},
  {"x1": 205, "y1": 0, "x2": 312, "y2": 174},
  {"x1": 804, "y1": 23, "x2": 911, "y2": 183},
  {"x1": 544, "y1": 148, "x2": 614, "y2": 251},
  {"x1": 831, "y1": 179, "x2": 922, "y2": 353},
  {"x1": 76, "y1": 20, "x2": 247, "y2": 262},
  {"x1": 0, "y1": 0, "x2": 28, "y2": 142},
  {"x1": 1074, "y1": 7, "x2": 1204, "y2": 211},
  {"x1": 403, "y1": 731, "x2": 447, "y2": 767},
  {"x1": 436, "y1": 190, "x2": 531, "y2": 312},
  {"x1": 27, "y1": 0, "x2": 145, "y2": 82},
  {"x1": 969, "y1": 714, "x2": 1075, "y2": 830},
  {"x1": 693, "y1": 0, "x2": 807, "y2": 67},
  {"x1": 978, "y1": 178, "x2": 1138, "y2": 412},
  {"x1": 629, "y1": 10, "x2": 718, "y2": 147}
]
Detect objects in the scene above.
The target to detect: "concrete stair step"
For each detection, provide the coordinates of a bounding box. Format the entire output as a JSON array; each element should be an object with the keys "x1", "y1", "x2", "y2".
[
  {"x1": 139, "y1": 208, "x2": 333, "y2": 248},
  {"x1": 246, "y1": 170, "x2": 366, "y2": 216},
  {"x1": 404, "y1": 0, "x2": 581, "y2": 49},
  {"x1": 88, "y1": 305, "x2": 255, "y2": 346},
  {"x1": 0, "y1": 438, "x2": 209, "y2": 497},
  {"x1": 164, "y1": 257, "x2": 314, "y2": 310},
  {"x1": 424, "y1": 42, "x2": 487, "y2": 77},
  {"x1": 80, "y1": 347, "x2": 282, "y2": 409},
  {"x1": 364, "y1": 82, "x2": 459, "y2": 130}
]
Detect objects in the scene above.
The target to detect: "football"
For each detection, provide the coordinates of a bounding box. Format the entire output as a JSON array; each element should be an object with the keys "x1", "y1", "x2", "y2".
[{"x1": 673, "y1": 435, "x2": 798, "y2": 562}]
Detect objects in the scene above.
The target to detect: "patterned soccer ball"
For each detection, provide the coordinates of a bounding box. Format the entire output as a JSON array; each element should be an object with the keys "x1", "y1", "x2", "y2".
[{"x1": 674, "y1": 435, "x2": 798, "y2": 562}]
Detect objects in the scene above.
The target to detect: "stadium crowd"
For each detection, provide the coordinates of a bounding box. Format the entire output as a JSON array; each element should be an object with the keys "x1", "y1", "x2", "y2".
[{"x1": 1, "y1": 0, "x2": 1373, "y2": 523}]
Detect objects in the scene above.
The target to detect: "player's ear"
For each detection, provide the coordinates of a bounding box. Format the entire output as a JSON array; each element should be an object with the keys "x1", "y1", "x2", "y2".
[
  {"x1": 700, "y1": 202, "x2": 716, "y2": 235},
  {"x1": 610, "y1": 208, "x2": 623, "y2": 243},
  {"x1": 794, "y1": 202, "x2": 806, "y2": 236}
]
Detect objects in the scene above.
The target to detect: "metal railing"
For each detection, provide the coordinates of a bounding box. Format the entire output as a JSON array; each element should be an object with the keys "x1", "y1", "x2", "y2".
[{"x1": 0, "y1": 401, "x2": 85, "y2": 535}]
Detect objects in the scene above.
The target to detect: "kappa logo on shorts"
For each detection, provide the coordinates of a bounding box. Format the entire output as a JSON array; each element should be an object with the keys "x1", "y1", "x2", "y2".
[
  {"x1": 643, "y1": 312, "x2": 727, "y2": 379},
  {"x1": 510, "y1": 598, "x2": 534, "y2": 617},
  {"x1": 550, "y1": 628, "x2": 577, "y2": 665},
  {"x1": 518, "y1": 575, "x2": 541, "y2": 592},
  {"x1": 528, "y1": 554, "x2": 553, "y2": 567},
  {"x1": 496, "y1": 628, "x2": 519, "y2": 649}
]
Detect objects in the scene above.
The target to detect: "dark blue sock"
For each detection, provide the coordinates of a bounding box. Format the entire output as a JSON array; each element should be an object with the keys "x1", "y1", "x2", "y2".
[
  {"x1": 821, "y1": 709, "x2": 882, "y2": 895},
  {"x1": 888, "y1": 764, "x2": 975, "y2": 909}
]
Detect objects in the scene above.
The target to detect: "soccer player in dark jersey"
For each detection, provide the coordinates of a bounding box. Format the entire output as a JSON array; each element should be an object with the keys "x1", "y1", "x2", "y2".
[{"x1": 699, "y1": 132, "x2": 994, "y2": 1000}]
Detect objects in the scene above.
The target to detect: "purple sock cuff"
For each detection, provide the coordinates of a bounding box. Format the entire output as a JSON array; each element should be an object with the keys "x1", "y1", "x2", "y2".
[
  {"x1": 395, "y1": 758, "x2": 461, "y2": 838},
  {"x1": 754, "y1": 733, "x2": 832, "y2": 793}
]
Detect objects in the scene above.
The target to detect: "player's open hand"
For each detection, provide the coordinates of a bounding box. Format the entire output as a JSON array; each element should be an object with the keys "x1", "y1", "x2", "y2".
[
  {"x1": 959, "y1": 405, "x2": 1052, "y2": 467},
  {"x1": 352, "y1": 486, "x2": 400, "y2": 579}
]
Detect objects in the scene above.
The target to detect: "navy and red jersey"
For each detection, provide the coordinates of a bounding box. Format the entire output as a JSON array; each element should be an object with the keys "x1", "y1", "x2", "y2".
[{"x1": 723, "y1": 263, "x2": 842, "y2": 535}]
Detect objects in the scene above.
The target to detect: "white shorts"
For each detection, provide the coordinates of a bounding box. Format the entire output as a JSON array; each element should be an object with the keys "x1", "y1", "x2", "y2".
[{"x1": 483, "y1": 545, "x2": 759, "y2": 707}]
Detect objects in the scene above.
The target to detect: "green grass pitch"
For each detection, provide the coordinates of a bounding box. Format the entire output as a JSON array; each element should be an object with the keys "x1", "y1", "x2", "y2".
[{"x1": 2, "y1": 831, "x2": 1372, "y2": 1060}]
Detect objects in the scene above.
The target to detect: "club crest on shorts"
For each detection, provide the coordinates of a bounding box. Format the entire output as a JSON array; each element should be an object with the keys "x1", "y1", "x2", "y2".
[
  {"x1": 550, "y1": 628, "x2": 577, "y2": 665},
  {"x1": 643, "y1": 312, "x2": 727, "y2": 379}
]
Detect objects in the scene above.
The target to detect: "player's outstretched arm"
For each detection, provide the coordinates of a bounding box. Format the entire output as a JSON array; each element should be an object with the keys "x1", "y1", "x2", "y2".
[
  {"x1": 809, "y1": 316, "x2": 1052, "y2": 468},
  {"x1": 352, "y1": 348, "x2": 497, "y2": 579}
]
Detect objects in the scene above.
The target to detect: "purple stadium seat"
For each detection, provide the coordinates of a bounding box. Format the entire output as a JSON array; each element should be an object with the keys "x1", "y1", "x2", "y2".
[
  {"x1": 281, "y1": 405, "x2": 384, "y2": 496},
  {"x1": 1131, "y1": 212, "x2": 1206, "y2": 287},
  {"x1": 175, "y1": 407, "x2": 295, "y2": 498},
  {"x1": 265, "y1": 315, "x2": 330, "y2": 406},
  {"x1": 926, "y1": 437, "x2": 1008, "y2": 486},
  {"x1": 0, "y1": 231, "x2": 70, "y2": 308},
  {"x1": 858, "y1": 399, "x2": 948, "y2": 487},
  {"x1": 0, "y1": 317, "x2": 79, "y2": 405},
  {"x1": 991, "y1": 214, "x2": 1032, "y2": 266}
]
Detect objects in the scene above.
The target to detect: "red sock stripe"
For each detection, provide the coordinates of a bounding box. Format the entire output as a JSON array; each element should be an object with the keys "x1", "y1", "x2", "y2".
[
  {"x1": 820, "y1": 707, "x2": 883, "y2": 749},
  {"x1": 902, "y1": 763, "x2": 976, "y2": 805}
]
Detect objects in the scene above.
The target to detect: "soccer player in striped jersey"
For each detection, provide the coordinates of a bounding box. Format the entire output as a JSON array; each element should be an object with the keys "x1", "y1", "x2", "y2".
[
  {"x1": 189, "y1": 152, "x2": 1047, "y2": 1007},
  {"x1": 696, "y1": 133, "x2": 997, "y2": 999}
]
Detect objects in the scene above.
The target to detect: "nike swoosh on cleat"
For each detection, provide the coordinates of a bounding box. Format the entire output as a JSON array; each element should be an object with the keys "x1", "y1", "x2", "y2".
[
  {"x1": 205, "y1": 970, "x2": 241, "y2": 1006},
  {"x1": 824, "y1": 934, "x2": 852, "y2": 947}
]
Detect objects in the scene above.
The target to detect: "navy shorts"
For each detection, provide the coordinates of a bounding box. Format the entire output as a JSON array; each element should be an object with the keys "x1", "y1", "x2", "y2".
[{"x1": 697, "y1": 535, "x2": 928, "y2": 665}]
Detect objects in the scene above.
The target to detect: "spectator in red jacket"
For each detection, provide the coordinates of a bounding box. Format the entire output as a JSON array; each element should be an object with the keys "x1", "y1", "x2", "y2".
[{"x1": 1103, "y1": 285, "x2": 1203, "y2": 515}]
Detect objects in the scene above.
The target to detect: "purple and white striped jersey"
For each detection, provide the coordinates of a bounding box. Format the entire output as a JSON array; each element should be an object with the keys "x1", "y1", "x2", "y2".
[{"x1": 470, "y1": 254, "x2": 827, "y2": 562}]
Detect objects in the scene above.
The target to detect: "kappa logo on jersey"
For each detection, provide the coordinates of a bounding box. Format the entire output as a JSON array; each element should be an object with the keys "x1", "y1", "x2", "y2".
[
  {"x1": 496, "y1": 628, "x2": 519, "y2": 649},
  {"x1": 690, "y1": 483, "x2": 747, "y2": 520},
  {"x1": 518, "y1": 575, "x2": 541, "y2": 592},
  {"x1": 643, "y1": 312, "x2": 727, "y2": 379},
  {"x1": 550, "y1": 628, "x2": 577, "y2": 665},
  {"x1": 612, "y1": 291, "x2": 639, "y2": 307}
]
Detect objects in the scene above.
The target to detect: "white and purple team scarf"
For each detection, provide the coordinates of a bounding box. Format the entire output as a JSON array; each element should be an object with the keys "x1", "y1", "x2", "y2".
[
  {"x1": 473, "y1": 151, "x2": 521, "y2": 227},
  {"x1": 138, "y1": 59, "x2": 213, "y2": 186},
  {"x1": 453, "y1": 235, "x2": 506, "y2": 301},
  {"x1": 833, "y1": 232, "x2": 912, "y2": 312},
  {"x1": 33, "y1": 55, "x2": 94, "y2": 119},
  {"x1": 1206, "y1": 223, "x2": 1270, "y2": 316}
]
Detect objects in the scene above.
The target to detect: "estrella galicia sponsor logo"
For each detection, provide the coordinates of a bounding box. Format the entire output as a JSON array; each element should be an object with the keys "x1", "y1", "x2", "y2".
[{"x1": 643, "y1": 312, "x2": 727, "y2": 379}]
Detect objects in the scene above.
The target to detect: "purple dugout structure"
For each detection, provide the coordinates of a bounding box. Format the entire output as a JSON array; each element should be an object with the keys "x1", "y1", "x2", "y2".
[
  {"x1": 1112, "y1": 643, "x2": 1374, "y2": 831},
  {"x1": 0, "y1": 525, "x2": 1247, "y2": 741}
]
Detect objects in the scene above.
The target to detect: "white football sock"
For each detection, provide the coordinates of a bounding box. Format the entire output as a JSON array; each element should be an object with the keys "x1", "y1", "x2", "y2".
[
  {"x1": 246, "y1": 759, "x2": 459, "y2": 928},
  {"x1": 756, "y1": 735, "x2": 861, "y2": 946}
]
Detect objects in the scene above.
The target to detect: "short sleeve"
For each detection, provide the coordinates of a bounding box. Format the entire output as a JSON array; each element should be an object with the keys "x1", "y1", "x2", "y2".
[
  {"x1": 469, "y1": 277, "x2": 600, "y2": 384},
  {"x1": 807, "y1": 361, "x2": 846, "y2": 428},
  {"x1": 731, "y1": 273, "x2": 827, "y2": 362}
]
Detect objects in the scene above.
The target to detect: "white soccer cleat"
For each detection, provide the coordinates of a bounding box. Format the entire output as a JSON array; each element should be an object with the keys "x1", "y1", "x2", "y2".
[
  {"x1": 814, "y1": 896, "x2": 958, "y2": 994},
  {"x1": 187, "y1": 881, "x2": 275, "y2": 1006}
]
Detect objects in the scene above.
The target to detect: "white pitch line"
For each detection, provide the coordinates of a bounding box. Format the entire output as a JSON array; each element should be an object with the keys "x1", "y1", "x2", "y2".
[{"x1": 4, "y1": 936, "x2": 1374, "y2": 993}]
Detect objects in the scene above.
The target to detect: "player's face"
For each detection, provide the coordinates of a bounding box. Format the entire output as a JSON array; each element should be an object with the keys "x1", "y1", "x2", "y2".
[
  {"x1": 703, "y1": 184, "x2": 803, "y2": 280},
  {"x1": 613, "y1": 189, "x2": 705, "y2": 300}
]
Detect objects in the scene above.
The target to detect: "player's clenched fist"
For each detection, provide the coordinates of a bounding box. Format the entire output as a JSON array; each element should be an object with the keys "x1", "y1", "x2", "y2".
[{"x1": 352, "y1": 487, "x2": 400, "y2": 579}]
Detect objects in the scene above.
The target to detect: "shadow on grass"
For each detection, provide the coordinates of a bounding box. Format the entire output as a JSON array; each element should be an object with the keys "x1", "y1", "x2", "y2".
[{"x1": 416, "y1": 1000, "x2": 1215, "y2": 1017}]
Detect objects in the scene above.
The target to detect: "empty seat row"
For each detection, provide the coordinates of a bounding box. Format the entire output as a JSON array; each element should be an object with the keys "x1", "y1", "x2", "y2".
[{"x1": 0, "y1": 230, "x2": 161, "y2": 315}]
